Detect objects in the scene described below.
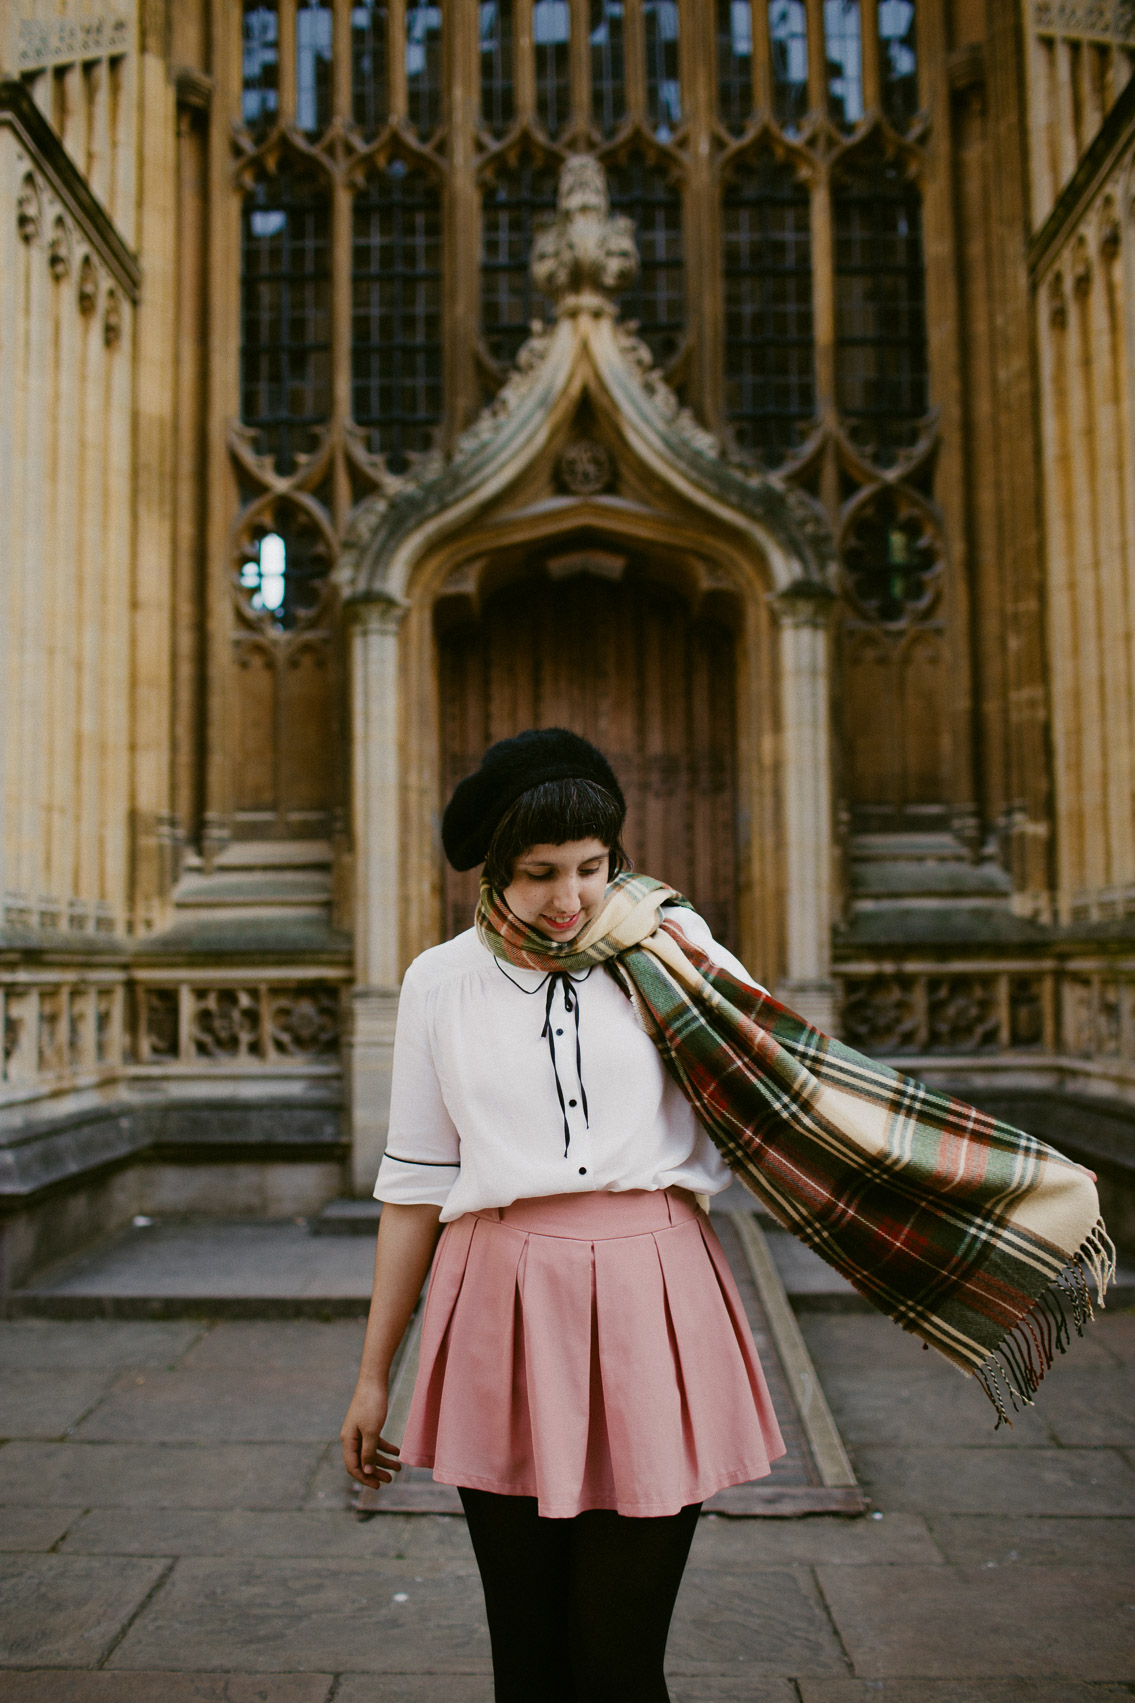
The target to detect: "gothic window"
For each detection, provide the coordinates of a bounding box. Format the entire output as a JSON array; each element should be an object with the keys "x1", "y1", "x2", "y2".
[
  {"x1": 722, "y1": 151, "x2": 814, "y2": 465},
  {"x1": 842, "y1": 490, "x2": 938, "y2": 625},
  {"x1": 716, "y1": 0, "x2": 753, "y2": 136},
  {"x1": 644, "y1": 1, "x2": 681, "y2": 139},
  {"x1": 590, "y1": 0, "x2": 627, "y2": 138},
  {"x1": 534, "y1": 0, "x2": 572, "y2": 136},
  {"x1": 770, "y1": 1, "x2": 808, "y2": 135},
  {"x1": 833, "y1": 147, "x2": 927, "y2": 462},
  {"x1": 237, "y1": 510, "x2": 332, "y2": 632},
  {"x1": 481, "y1": 158, "x2": 558, "y2": 368},
  {"x1": 608, "y1": 156, "x2": 684, "y2": 367},
  {"x1": 352, "y1": 1, "x2": 390, "y2": 137},
  {"x1": 352, "y1": 160, "x2": 443, "y2": 471},
  {"x1": 242, "y1": 0, "x2": 279, "y2": 136},
  {"x1": 295, "y1": 0, "x2": 332, "y2": 134},
  {"x1": 406, "y1": 1, "x2": 444, "y2": 138},
  {"x1": 824, "y1": 0, "x2": 863, "y2": 129},
  {"x1": 240, "y1": 164, "x2": 332, "y2": 473},
  {"x1": 480, "y1": 0, "x2": 515, "y2": 137},
  {"x1": 879, "y1": 0, "x2": 918, "y2": 129}
]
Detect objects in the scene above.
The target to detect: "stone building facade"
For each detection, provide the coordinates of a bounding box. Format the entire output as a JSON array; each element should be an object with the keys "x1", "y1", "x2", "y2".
[{"x1": 3, "y1": 0, "x2": 1135, "y2": 1289}]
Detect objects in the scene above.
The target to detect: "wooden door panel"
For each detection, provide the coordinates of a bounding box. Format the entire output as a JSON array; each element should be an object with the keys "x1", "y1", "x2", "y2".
[{"x1": 438, "y1": 573, "x2": 738, "y2": 946}]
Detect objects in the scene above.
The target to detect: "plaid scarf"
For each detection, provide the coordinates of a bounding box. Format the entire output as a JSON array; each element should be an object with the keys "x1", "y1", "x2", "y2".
[{"x1": 477, "y1": 871, "x2": 1115, "y2": 1424}]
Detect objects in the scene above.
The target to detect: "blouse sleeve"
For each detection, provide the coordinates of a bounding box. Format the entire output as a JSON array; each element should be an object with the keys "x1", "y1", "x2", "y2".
[
  {"x1": 663, "y1": 905, "x2": 769, "y2": 995},
  {"x1": 372, "y1": 959, "x2": 461, "y2": 1208}
]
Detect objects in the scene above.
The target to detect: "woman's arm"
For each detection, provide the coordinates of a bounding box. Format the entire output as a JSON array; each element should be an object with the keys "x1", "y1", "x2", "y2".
[{"x1": 340, "y1": 1201, "x2": 444, "y2": 1489}]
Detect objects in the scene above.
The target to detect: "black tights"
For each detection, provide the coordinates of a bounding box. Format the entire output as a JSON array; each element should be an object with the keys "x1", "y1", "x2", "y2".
[{"x1": 459, "y1": 1487, "x2": 700, "y2": 1703}]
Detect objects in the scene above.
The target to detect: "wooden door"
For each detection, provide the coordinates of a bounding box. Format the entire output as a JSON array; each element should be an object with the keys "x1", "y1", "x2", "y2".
[{"x1": 438, "y1": 571, "x2": 738, "y2": 944}]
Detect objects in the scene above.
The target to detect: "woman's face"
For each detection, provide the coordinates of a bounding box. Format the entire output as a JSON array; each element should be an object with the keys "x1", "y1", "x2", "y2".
[{"x1": 502, "y1": 839, "x2": 610, "y2": 942}]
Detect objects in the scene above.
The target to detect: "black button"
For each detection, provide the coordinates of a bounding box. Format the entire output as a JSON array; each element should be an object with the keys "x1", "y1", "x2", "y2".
[
  {"x1": 568, "y1": 1099, "x2": 577, "y2": 1107},
  {"x1": 556, "y1": 1028, "x2": 563, "y2": 1036},
  {"x1": 578, "y1": 1167, "x2": 587, "y2": 1175}
]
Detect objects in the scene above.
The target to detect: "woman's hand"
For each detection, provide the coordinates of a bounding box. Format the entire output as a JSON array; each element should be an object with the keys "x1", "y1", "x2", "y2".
[{"x1": 340, "y1": 1379, "x2": 402, "y2": 1489}]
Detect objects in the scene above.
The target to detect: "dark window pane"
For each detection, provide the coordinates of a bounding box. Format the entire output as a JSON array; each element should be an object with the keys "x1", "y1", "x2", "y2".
[
  {"x1": 241, "y1": 165, "x2": 332, "y2": 473},
  {"x1": 833, "y1": 148, "x2": 927, "y2": 463},
  {"x1": 352, "y1": 1, "x2": 390, "y2": 137},
  {"x1": 296, "y1": 0, "x2": 333, "y2": 134},
  {"x1": 591, "y1": 0, "x2": 626, "y2": 137},
  {"x1": 769, "y1": 0, "x2": 808, "y2": 135},
  {"x1": 406, "y1": 1, "x2": 443, "y2": 137},
  {"x1": 721, "y1": 150, "x2": 814, "y2": 466},
  {"x1": 481, "y1": 157, "x2": 559, "y2": 368},
  {"x1": 824, "y1": 0, "x2": 863, "y2": 128},
  {"x1": 242, "y1": 1, "x2": 279, "y2": 135},
  {"x1": 533, "y1": 0, "x2": 571, "y2": 135},
  {"x1": 352, "y1": 160, "x2": 444, "y2": 472},
  {"x1": 608, "y1": 156, "x2": 684, "y2": 368},
  {"x1": 644, "y1": 1, "x2": 681, "y2": 138},
  {"x1": 879, "y1": 0, "x2": 918, "y2": 129},
  {"x1": 238, "y1": 513, "x2": 331, "y2": 632},
  {"x1": 716, "y1": 0, "x2": 752, "y2": 135},
  {"x1": 480, "y1": 0, "x2": 515, "y2": 136}
]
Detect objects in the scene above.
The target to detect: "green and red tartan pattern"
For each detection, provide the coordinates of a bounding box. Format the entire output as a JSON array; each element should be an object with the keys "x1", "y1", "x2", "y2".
[{"x1": 477, "y1": 872, "x2": 1114, "y2": 1419}]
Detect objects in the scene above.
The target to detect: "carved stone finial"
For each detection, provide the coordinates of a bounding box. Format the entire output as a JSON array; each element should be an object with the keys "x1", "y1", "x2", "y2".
[{"x1": 530, "y1": 155, "x2": 638, "y2": 316}]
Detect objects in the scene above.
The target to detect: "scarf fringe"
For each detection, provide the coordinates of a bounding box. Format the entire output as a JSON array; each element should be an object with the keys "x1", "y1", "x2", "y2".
[{"x1": 974, "y1": 1217, "x2": 1117, "y2": 1428}]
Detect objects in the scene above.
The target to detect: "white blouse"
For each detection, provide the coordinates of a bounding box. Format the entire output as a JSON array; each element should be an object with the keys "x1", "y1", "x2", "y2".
[{"x1": 373, "y1": 905, "x2": 764, "y2": 1222}]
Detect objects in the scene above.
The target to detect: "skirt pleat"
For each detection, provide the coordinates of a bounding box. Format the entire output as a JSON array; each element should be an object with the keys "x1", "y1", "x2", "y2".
[{"x1": 399, "y1": 1188, "x2": 786, "y2": 1518}]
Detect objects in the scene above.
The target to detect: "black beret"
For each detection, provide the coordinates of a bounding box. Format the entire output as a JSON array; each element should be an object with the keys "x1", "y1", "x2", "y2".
[{"x1": 442, "y1": 728, "x2": 626, "y2": 871}]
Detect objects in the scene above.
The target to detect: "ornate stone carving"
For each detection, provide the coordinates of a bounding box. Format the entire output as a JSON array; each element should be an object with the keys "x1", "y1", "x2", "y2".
[
  {"x1": 103, "y1": 287, "x2": 122, "y2": 348},
  {"x1": 78, "y1": 254, "x2": 98, "y2": 316},
  {"x1": 530, "y1": 155, "x2": 638, "y2": 314},
  {"x1": 192, "y1": 988, "x2": 262, "y2": 1058},
  {"x1": 841, "y1": 976, "x2": 922, "y2": 1052},
  {"x1": 927, "y1": 976, "x2": 1000, "y2": 1053},
  {"x1": 68, "y1": 998, "x2": 86, "y2": 1069},
  {"x1": 48, "y1": 215, "x2": 72, "y2": 280},
  {"x1": 1033, "y1": 1, "x2": 1135, "y2": 41},
  {"x1": 1009, "y1": 976, "x2": 1045, "y2": 1048},
  {"x1": 269, "y1": 985, "x2": 341, "y2": 1055},
  {"x1": 145, "y1": 988, "x2": 179, "y2": 1059},
  {"x1": 557, "y1": 438, "x2": 613, "y2": 495},
  {"x1": 96, "y1": 989, "x2": 114, "y2": 1062},
  {"x1": 16, "y1": 172, "x2": 41, "y2": 245},
  {"x1": 37, "y1": 992, "x2": 63, "y2": 1073}
]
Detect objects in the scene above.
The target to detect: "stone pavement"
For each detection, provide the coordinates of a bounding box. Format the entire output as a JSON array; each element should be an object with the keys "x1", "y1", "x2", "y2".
[{"x1": 0, "y1": 1298, "x2": 1133, "y2": 1700}]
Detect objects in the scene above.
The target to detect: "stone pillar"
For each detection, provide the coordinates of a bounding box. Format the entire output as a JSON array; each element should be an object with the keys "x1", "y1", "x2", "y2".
[
  {"x1": 770, "y1": 582, "x2": 838, "y2": 1033},
  {"x1": 348, "y1": 597, "x2": 406, "y2": 1195}
]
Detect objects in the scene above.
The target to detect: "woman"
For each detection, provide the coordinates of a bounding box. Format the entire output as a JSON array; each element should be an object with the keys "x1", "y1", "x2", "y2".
[
  {"x1": 342, "y1": 727, "x2": 1111, "y2": 1700},
  {"x1": 340, "y1": 727, "x2": 785, "y2": 1702}
]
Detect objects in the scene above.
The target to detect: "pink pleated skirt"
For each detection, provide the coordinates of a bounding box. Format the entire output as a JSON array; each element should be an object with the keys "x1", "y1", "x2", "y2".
[{"x1": 399, "y1": 1188, "x2": 786, "y2": 1518}]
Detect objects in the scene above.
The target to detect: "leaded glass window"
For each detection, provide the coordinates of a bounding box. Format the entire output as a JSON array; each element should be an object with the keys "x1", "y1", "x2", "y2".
[
  {"x1": 644, "y1": 1, "x2": 681, "y2": 139},
  {"x1": 590, "y1": 0, "x2": 627, "y2": 138},
  {"x1": 351, "y1": 1, "x2": 389, "y2": 137},
  {"x1": 833, "y1": 149, "x2": 927, "y2": 462},
  {"x1": 824, "y1": 0, "x2": 863, "y2": 129},
  {"x1": 406, "y1": 1, "x2": 443, "y2": 137},
  {"x1": 534, "y1": 0, "x2": 572, "y2": 136},
  {"x1": 242, "y1": 1, "x2": 279, "y2": 135},
  {"x1": 480, "y1": 1, "x2": 514, "y2": 137},
  {"x1": 296, "y1": 0, "x2": 332, "y2": 134},
  {"x1": 352, "y1": 161, "x2": 443, "y2": 471},
  {"x1": 241, "y1": 166, "x2": 332, "y2": 473},
  {"x1": 481, "y1": 159, "x2": 558, "y2": 368},
  {"x1": 609, "y1": 157, "x2": 684, "y2": 367},
  {"x1": 722, "y1": 151, "x2": 814, "y2": 465},
  {"x1": 770, "y1": 1, "x2": 808, "y2": 135},
  {"x1": 879, "y1": 0, "x2": 918, "y2": 129},
  {"x1": 717, "y1": 0, "x2": 753, "y2": 136},
  {"x1": 237, "y1": 517, "x2": 331, "y2": 632}
]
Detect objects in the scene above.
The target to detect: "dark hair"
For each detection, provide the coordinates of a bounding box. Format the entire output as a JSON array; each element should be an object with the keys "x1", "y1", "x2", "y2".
[{"x1": 483, "y1": 777, "x2": 629, "y2": 891}]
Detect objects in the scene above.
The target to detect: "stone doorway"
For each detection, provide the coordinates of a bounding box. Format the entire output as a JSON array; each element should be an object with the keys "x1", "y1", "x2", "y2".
[{"x1": 437, "y1": 564, "x2": 740, "y2": 946}]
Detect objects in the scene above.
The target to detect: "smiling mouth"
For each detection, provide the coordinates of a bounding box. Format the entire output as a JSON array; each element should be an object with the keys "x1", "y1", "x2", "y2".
[{"x1": 542, "y1": 911, "x2": 581, "y2": 932}]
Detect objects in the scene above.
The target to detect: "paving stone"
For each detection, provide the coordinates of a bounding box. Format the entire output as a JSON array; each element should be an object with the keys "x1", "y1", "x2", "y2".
[
  {"x1": 1036, "y1": 1365, "x2": 1135, "y2": 1446},
  {"x1": 852, "y1": 1445, "x2": 1135, "y2": 1515},
  {"x1": 180, "y1": 1320, "x2": 367, "y2": 1377},
  {"x1": 0, "y1": 1321, "x2": 204, "y2": 1371},
  {"x1": 0, "y1": 1442, "x2": 323, "y2": 1509},
  {"x1": 691, "y1": 1512, "x2": 941, "y2": 1567},
  {"x1": 819, "y1": 1366, "x2": 1056, "y2": 1448},
  {"x1": 335, "y1": 1680, "x2": 492, "y2": 1703},
  {"x1": 928, "y1": 1514, "x2": 1135, "y2": 1568},
  {"x1": 1093, "y1": 1315, "x2": 1135, "y2": 1363},
  {"x1": 0, "y1": 1507, "x2": 84, "y2": 1551},
  {"x1": 666, "y1": 1566, "x2": 846, "y2": 1676},
  {"x1": 0, "y1": 1371, "x2": 117, "y2": 1440},
  {"x1": 73, "y1": 1370, "x2": 349, "y2": 1444},
  {"x1": 0, "y1": 1677, "x2": 333, "y2": 1702},
  {"x1": 303, "y1": 1446, "x2": 355, "y2": 1511},
  {"x1": 799, "y1": 1315, "x2": 955, "y2": 1373},
  {"x1": 798, "y1": 1684, "x2": 1135, "y2": 1702},
  {"x1": 667, "y1": 1686, "x2": 799, "y2": 1703},
  {"x1": 60, "y1": 1508, "x2": 481, "y2": 1565},
  {"x1": 816, "y1": 1563, "x2": 1135, "y2": 1679},
  {"x1": 107, "y1": 1557, "x2": 492, "y2": 1672},
  {"x1": 0, "y1": 1554, "x2": 170, "y2": 1667}
]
